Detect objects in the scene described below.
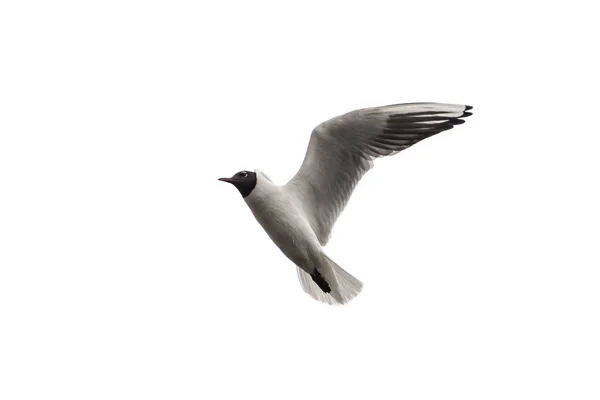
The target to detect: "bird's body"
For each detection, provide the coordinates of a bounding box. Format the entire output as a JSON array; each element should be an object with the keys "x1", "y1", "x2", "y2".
[
  {"x1": 243, "y1": 173, "x2": 350, "y2": 303},
  {"x1": 245, "y1": 173, "x2": 321, "y2": 271},
  {"x1": 219, "y1": 102, "x2": 473, "y2": 305}
]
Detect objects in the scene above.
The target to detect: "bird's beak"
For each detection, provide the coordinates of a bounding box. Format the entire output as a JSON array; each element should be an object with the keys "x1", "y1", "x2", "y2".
[{"x1": 218, "y1": 177, "x2": 233, "y2": 184}]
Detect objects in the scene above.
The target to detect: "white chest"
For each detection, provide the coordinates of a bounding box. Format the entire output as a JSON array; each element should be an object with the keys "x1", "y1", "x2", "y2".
[{"x1": 244, "y1": 181, "x2": 320, "y2": 265}]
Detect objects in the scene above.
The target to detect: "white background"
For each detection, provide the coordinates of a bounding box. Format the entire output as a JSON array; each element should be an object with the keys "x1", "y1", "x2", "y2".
[{"x1": 1, "y1": 1, "x2": 599, "y2": 399}]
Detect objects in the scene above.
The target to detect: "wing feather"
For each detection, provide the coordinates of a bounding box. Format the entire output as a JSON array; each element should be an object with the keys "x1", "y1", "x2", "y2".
[{"x1": 285, "y1": 102, "x2": 473, "y2": 245}]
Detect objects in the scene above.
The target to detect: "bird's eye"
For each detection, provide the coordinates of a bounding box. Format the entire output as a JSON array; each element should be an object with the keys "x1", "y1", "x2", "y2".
[{"x1": 238, "y1": 171, "x2": 248, "y2": 178}]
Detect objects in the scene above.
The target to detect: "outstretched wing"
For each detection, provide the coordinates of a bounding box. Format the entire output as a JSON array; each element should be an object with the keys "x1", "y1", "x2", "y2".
[{"x1": 284, "y1": 102, "x2": 473, "y2": 245}]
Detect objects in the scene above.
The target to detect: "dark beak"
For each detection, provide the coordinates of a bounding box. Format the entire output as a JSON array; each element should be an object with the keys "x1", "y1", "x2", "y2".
[{"x1": 218, "y1": 177, "x2": 233, "y2": 183}]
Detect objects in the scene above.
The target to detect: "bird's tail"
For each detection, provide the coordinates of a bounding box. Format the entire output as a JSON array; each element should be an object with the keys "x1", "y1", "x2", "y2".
[{"x1": 296, "y1": 254, "x2": 363, "y2": 305}]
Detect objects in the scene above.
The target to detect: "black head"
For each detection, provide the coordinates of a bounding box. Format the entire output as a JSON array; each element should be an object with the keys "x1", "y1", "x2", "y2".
[{"x1": 218, "y1": 170, "x2": 257, "y2": 198}]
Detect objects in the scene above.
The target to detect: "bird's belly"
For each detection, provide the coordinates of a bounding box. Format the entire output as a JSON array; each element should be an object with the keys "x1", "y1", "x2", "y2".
[{"x1": 250, "y1": 202, "x2": 319, "y2": 267}]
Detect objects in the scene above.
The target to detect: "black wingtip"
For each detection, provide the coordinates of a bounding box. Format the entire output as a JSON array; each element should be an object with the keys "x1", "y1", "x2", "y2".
[
  {"x1": 465, "y1": 105, "x2": 473, "y2": 110},
  {"x1": 463, "y1": 111, "x2": 473, "y2": 118}
]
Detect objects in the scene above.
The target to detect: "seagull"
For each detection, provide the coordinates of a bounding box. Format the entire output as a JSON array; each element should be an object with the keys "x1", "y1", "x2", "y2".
[{"x1": 219, "y1": 102, "x2": 473, "y2": 305}]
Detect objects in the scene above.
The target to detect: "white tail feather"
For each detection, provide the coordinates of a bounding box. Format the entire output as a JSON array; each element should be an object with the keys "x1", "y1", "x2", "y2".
[{"x1": 296, "y1": 255, "x2": 363, "y2": 305}]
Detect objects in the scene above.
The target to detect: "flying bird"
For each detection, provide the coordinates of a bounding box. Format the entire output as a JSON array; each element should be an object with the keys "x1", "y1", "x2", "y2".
[{"x1": 219, "y1": 102, "x2": 473, "y2": 305}]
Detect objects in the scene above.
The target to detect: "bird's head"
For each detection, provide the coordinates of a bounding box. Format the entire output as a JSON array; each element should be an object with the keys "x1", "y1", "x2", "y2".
[{"x1": 218, "y1": 170, "x2": 257, "y2": 198}]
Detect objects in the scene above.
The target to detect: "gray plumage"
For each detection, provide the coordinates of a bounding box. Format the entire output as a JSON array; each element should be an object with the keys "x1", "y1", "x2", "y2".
[{"x1": 219, "y1": 102, "x2": 473, "y2": 305}]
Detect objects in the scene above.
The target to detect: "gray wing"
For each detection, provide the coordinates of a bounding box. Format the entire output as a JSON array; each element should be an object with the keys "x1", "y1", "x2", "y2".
[{"x1": 284, "y1": 102, "x2": 473, "y2": 245}]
